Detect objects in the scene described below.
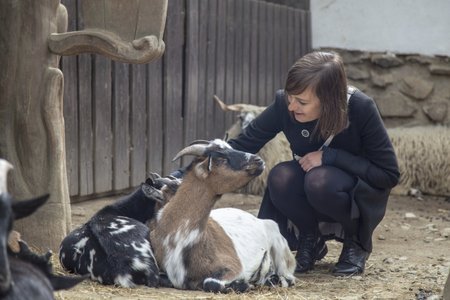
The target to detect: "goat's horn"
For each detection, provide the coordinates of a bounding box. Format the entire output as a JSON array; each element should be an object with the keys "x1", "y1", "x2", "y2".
[
  {"x1": 189, "y1": 140, "x2": 210, "y2": 146},
  {"x1": 214, "y1": 95, "x2": 245, "y2": 112},
  {"x1": 172, "y1": 144, "x2": 208, "y2": 161},
  {"x1": 0, "y1": 159, "x2": 13, "y2": 195}
]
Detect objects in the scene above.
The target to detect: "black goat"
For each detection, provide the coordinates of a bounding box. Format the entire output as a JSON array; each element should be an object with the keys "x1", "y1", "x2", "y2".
[
  {"x1": 0, "y1": 174, "x2": 85, "y2": 300},
  {"x1": 59, "y1": 176, "x2": 172, "y2": 288}
]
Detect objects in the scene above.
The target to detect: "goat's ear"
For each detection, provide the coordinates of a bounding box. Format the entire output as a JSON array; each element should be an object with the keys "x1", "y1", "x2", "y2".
[
  {"x1": 12, "y1": 194, "x2": 49, "y2": 220},
  {"x1": 49, "y1": 274, "x2": 88, "y2": 291},
  {"x1": 194, "y1": 158, "x2": 210, "y2": 179}
]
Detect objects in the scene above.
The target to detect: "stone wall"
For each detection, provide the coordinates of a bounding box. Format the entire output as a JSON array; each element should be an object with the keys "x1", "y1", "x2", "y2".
[{"x1": 320, "y1": 48, "x2": 450, "y2": 128}]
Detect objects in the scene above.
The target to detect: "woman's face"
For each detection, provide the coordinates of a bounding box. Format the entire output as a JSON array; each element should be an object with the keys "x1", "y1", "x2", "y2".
[{"x1": 287, "y1": 88, "x2": 321, "y2": 123}]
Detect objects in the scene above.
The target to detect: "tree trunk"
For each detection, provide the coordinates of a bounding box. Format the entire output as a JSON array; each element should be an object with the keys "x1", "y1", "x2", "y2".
[{"x1": 0, "y1": 0, "x2": 70, "y2": 251}]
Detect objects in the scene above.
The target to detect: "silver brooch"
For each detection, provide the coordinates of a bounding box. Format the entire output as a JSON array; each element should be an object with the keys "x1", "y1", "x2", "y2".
[{"x1": 301, "y1": 129, "x2": 310, "y2": 138}]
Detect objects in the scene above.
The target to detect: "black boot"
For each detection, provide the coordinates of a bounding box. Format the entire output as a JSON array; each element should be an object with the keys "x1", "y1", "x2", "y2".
[
  {"x1": 332, "y1": 237, "x2": 369, "y2": 276},
  {"x1": 295, "y1": 232, "x2": 328, "y2": 273}
]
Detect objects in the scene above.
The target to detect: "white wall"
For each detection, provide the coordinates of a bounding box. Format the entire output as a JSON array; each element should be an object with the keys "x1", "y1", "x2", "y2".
[{"x1": 311, "y1": 0, "x2": 450, "y2": 56}]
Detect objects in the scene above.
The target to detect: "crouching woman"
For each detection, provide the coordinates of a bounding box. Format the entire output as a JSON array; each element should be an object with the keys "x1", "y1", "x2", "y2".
[{"x1": 227, "y1": 51, "x2": 400, "y2": 276}]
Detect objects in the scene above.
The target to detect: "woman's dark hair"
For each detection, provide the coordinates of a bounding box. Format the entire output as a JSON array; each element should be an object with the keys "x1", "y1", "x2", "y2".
[{"x1": 284, "y1": 51, "x2": 348, "y2": 140}]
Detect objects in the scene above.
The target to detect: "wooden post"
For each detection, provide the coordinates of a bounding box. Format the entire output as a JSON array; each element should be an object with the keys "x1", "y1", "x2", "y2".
[{"x1": 0, "y1": 0, "x2": 70, "y2": 251}]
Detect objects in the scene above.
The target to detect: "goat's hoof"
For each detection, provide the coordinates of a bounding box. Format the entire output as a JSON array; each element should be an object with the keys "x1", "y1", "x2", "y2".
[
  {"x1": 264, "y1": 274, "x2": 280, "y2": 287},
  {"x1": 226, "y1": 279, "x2": 250, "y2": 293},
  {"x1": 203, "y1": 278, "x2": 224, "y2": 293}
]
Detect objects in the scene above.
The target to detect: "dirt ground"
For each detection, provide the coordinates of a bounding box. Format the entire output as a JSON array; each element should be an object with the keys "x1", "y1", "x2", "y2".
[{"x1": 54, "y1": 192, "x2": 450, "y2": 300}]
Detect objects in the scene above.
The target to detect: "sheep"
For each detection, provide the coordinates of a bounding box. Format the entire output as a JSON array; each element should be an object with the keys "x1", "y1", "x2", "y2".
[
  {"x1": 387, "y1": 126, "x2": 450, "y2": 197},
  {"x1": 149, "y1": 139, "x2": 296, "y2": 293},
  {"x1": 59, "y1": 174, "x2": 177, "y2": 288},
  {"x1": 214, "y1": 96, "x2": 292, "y2": 196},
  {"x1": 215, "y1": 96, "x2": 450, "y2": 197},
  {"x1": 0, "y1": 159, "x2": 84, "y2": 300}
]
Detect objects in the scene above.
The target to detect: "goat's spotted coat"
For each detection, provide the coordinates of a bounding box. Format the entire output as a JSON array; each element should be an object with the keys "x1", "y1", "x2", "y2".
[
  {"x1": 59, "y1": 179, "x2": 164, "y2": 288},
  {"x1": 150, "y1": 140, "x2": 296, "y2": 293}
]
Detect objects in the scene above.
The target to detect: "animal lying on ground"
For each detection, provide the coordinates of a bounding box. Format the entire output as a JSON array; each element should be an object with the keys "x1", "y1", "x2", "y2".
[
  {"x1": 0, "y1": 158, "x2": 84, "y2": 300},
  {"x1": 59, "y1": 175, "x2": 173, "y2": 288},
  {"x1": 215, "y1": 95, "x2": 450, "y2": 197},
  {"x1": 150, "y1": 139, "x2": 296, "y2": 293}
]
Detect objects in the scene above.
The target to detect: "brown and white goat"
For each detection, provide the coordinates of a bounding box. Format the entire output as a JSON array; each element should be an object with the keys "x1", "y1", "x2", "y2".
[{"x1": 149, "y1": 139, "x2": 296, "y2": 293}]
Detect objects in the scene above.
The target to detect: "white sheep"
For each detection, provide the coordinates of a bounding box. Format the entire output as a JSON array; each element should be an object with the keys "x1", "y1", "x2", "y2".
[
  {"x1": 149, "y1": 139, "x2": 296, "y2": 293},
  {"x1": 215, "y1": 96, "x2": 450, "y2": 197}
]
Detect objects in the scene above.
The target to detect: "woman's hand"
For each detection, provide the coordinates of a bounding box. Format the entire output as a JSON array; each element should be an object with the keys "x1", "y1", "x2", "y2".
[{"x1": 299, "y1": 151, "x2": 323, "y2": 172}]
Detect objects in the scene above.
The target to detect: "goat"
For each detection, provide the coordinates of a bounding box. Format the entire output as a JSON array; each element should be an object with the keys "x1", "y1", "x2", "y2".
[
  {"x1": 215, "y1": 96, "x2": 450, "y2": 198},
  {"x1": 0, "y1": 159, "x2": 84, "y2": 300},
  {"x1": 59, "y1": 175, "x2": 174, "y2": 288},
  {"x1": 149, "y1": 139, "x2": 296, "y2": 293}
]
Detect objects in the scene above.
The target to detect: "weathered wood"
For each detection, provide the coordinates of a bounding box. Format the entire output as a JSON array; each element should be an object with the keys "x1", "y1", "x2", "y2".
[
  {"x1": 93, "y1": 55, "x2": 113, "y2": 194},
  {"x1": 62, "y1": 0, "x2": 79, "y2": 197},
  {"x1": 196, "y1": 0, "x2": 208, "y2": 140},
  {"x1": 147, "y1": 60, "x2": 164, "y2": 175},
  {"x1": 48, "y1": 0, "x2": 167, "y2": 64},
  {"x1": 249, "y1": 0, "x2": 259, "y2": 105},
  {"x1": 0, "y1": 0, "x2": 70, "y2": 251},
  {"x1": 184, "y1": 0, "x2": 200, "y2": 146},
  {"x1": 225, "y1": 0, "x2": 236, "y2": 130},
  {"x1": 163, "y1": 0, "x2": 185, "y2": 174},
  {"x1": 62, "y1": 1, "x2": 311, "y2": 199},
  {"x1": 130, "y1": 64, "x2": 147, "y2": 186},
  {"x1": 214, "y1": 0, "x2": 227, "y2": 138},
  {"x1": 205, "y1": 0, "x2": 218, "y2": 140},
  {"x1": 112, "y1": 62, "x2": 130, "y2": 191}
]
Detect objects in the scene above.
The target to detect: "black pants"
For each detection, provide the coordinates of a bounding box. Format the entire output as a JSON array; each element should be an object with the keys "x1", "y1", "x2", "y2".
[{"x1": 258, "y1": 160, "x2": 357, "y2": 248}]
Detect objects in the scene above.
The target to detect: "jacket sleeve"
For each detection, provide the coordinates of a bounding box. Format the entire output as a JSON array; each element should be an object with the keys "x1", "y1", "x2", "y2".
[
  {"x1": 227, "y1": 91, "x2": 284, "y2": 154},
  {"x1": 322, "y1": 99, "x2": 400, "y2": 190}
]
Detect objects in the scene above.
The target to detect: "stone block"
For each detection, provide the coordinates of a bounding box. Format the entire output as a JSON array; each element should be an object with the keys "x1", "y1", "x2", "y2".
[
  {"x1": 371, "y1": 53, "x2": 403, "y2": 68},
  {"x1": 371, "y1": 71, "x2": 394, "y2": 87},
  {"x1": 422, "y1": 101, "x2": 448, "y2": 122},
  {"x1": 399, "y1": 76, "x2": 434, "y2": 100},
  {"x1": 375, "y1": 91, "x2": 416, "y2": 117}
]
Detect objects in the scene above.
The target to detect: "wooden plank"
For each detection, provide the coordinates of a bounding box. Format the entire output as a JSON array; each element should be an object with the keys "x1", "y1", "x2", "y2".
[
  {"x1": 279, "y1": 6, "x2": 289, "y2": 95},
  {"x1": 61, "y1": 0, "x2": 79, "y2": 197},
  {"x1": 147, "y1": 60, "x2": 164, "y2": 175},
  {"x1": 163, "y1": 0, "x2": 185, "y2": 174},
  {"x1": 196, "y1": 0, "x2": 208, "y2": 140},
  {"x1": 224, "y1": 0, "x2": 235, "y2": 130},
  {"x1": 249, "y1": 0, "x2": 259, "y2": 105},
  {"x1": 184, "y1": 0, "x2": 199, "y2": 146},
  {"x1": 294, "y1": 9, "x2": 302, "y2": 59},
  {"x1": 130, "y1": 64, "x2": 147, "y2": 186},
  {"x1": 93, "y1": 55, "x2": 112, "y2": 193},
  {"x1": 287, "y1": 8, "x2": 296, "y2": 68},
  {"x1": 274, "y1": 5, "x2": 284, "y2": 93},
  {"x1": 205, "y1": 0, "x2": 218, "y2": 140},
  {"x1": 76, "y1": 0, "x2": 94, "y2": 198},
  {"x1": 265, "y1": 3, "x2": 275, "y2": 102},
  {"x1": 305, "y1": 10, "x2": 312, "y2": 53},
  {"x1": 233, "y1": 0, "x2": 244, "y2": 107},
  {"x1": 214, "y1": 0, "x2": 227, "y2": 138},
  {"x1": 300, "y1": 10, "x2": 308, "y2": 56},
  {"x1": 258, "y1": 2, "x2": 268, "y2": 105},
  {"x1": 241, "y1": 0, "x2": 251, "y2": 104},
  {"x1": 112, "y1": 62, "x2": 130, "y2": 191}
]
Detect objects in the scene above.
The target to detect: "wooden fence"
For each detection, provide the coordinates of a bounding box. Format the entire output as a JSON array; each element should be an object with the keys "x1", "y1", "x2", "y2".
[{"x1": 60, "y1": 0, "x2": 311, "y2": 201}]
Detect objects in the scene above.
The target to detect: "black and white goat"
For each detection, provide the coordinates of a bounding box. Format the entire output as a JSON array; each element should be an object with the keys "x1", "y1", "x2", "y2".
[
  {"x1": 0, "y1": 159, "x2": 84, "y2": 300},
  {"x1": 150, "y1": 139, "x2": 296, "y2": 293},
  {"x1": 59, "y1": 176, "x2": 176, "y2": 288}
]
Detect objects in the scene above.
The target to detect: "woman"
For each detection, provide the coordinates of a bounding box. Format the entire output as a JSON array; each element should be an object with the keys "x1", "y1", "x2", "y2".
[{"x1": 227, "y1": 51, "x2": 400, "y2": 276}]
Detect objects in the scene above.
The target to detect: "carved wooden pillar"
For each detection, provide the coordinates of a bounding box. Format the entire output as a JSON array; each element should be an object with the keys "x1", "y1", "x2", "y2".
[
  {"x1": 0, "y1": 0, "x2": 167, "y2": 251},
  {"x1": 0, "y1": 0, "x2": 70, "y2": 251}
]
